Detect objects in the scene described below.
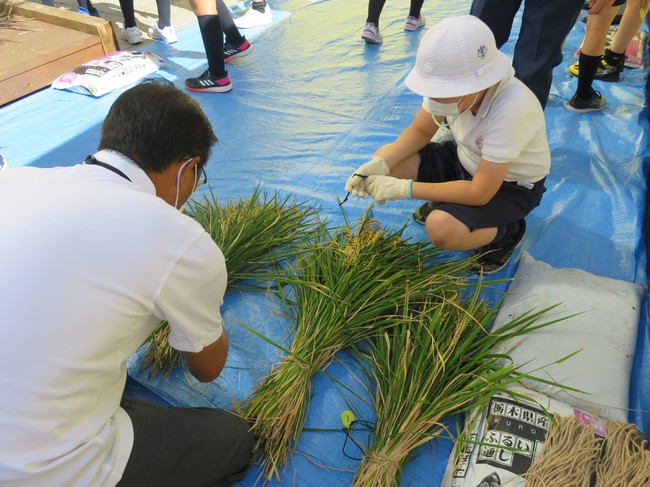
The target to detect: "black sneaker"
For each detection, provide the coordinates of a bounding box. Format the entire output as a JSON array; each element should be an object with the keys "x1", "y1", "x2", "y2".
[
  {"x1": 224, "y1": 38, "x2": 253, "y2": 63},
  {"x1": 185, "y1": 70, "x2": 232, "y2": 93},
  {"x1": 565, "y1": 90, "x2": 606, "y2": 114},
  {"x1": 412, "y1": 201, "x2": 438, "y2": 225},
  {"x1": 594, "y1": 50, "x2": 625, "y2": 81},
  {"x1": 473, "y1": 220, "x2": 526, "y2": 275}
]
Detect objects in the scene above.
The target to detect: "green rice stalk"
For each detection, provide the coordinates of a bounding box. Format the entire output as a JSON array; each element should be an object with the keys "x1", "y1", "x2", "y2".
[
  {"x1": 238, "y1": 214, "x2": 475, "y2": 481},
  {"x1": 350, "y1": 284, "x2": 572, "y2": 487},
  {"x1": 140, "y1": 187, "x2": 323, "y2": 377}
]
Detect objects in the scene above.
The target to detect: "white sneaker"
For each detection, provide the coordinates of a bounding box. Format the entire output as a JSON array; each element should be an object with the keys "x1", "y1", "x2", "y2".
[
  {"x1": 121, "y1": 26, "x2": 142, "y2": 45},
  {"x1": 234, "y1": 5, "x2": 272, "y2": 29},
  {"x1": 148, "y1": 23, "x2": 177, "y2": 44}
]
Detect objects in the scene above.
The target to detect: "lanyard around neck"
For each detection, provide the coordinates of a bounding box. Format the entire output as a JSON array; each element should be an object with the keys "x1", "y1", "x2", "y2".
[{"x1": 84, "y1": 155, "x2": 132, "y2": 182}]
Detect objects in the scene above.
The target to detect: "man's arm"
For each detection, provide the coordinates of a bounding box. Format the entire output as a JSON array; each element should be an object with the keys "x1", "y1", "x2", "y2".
[{"x1": 183, "y1": 330, "x2": 229, "y2": 382}]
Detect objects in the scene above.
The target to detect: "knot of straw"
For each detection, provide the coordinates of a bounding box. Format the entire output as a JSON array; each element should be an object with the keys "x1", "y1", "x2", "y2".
[
  {"x1": 363, "y1": 451, "x2": 401, "y2": 472},
  {"x1": 284, "y1": 354, "x2": 313, "y2": 373}
]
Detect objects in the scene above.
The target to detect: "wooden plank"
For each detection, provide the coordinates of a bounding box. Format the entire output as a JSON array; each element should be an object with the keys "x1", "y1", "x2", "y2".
[
  {"x1": 1, "y1": 0, "x2": 118, "y2": 53},
  {"x1": 0, "y1": 16, "x2": 100, "y2": 80},
  {"x1": 0, "y1": 42, "x2": 104, "y2": 106}
]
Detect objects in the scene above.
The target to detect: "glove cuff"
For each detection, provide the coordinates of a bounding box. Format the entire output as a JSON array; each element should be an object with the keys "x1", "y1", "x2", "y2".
[{"x1": 406, "y1": 179, "x2": 413, "y2": 199}]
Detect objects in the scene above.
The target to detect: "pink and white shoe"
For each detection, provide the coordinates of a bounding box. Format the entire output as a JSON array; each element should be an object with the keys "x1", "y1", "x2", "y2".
[{"x1": 404, "y1": 15, "x2": 425, "y2": 31}]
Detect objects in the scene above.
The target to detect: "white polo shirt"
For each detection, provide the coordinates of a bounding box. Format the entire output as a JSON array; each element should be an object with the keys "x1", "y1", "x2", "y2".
[
  {"x1": 422, "y1": 70, "x2": 551, "y2": 183},
  {"x1": 0, "y1": 150, "x2": 227, "y2": 486}
]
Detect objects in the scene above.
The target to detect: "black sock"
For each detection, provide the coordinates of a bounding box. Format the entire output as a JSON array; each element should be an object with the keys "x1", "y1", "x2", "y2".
[
  {"x1": 217, "y1": 0, "x2": 244, "y2": 46},
  {"x1": 408, "y1": 0, "x2": 424, "y2": 18},
  {"x1": 197, "y1": 15, "x2": 226, "y2": 78},
  {"x1": 119, "y1": 0, "x2": 137, "y2": 27},
  {"x1": 252, "y1": 0, "x2": 266, "y2": 13},
  {"x1": 491, "y1": 220, "x2": 521, "y2": 246},
  {"x1": 366, "y1": 0, "x2": 387, "y2": 26},
  {"x1": 576, "y1": 52, "x2": 600, "y2": 99},
  {"x1": 603, "y1": 48, "x2": 624, "y2": 67}
]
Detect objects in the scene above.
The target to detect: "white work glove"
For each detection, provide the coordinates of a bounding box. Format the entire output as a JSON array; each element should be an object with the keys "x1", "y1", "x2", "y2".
[
  {"x1": 344, "y1": 156, "x2": 390, "y2": 198},
  {"x1": 366, "y1": 175, "x2": 413, "y2": 205}
]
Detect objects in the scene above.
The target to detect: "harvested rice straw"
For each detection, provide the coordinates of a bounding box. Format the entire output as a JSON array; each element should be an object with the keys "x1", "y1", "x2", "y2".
[
  {"x1": 140, "y1": 187, "x2": 323, "y2": 376},
  {"x1": 525, "y1": 415, "x2": 601, "y2": 487},
  {"x1": 239, "y1": 215, "x2": 474, "y2": 482},
  {"x1": 595, "y1": 421, "x2": 650, "y2": 487},
  {"x1": 351, "y1": 286, "x2": 568, "y2": 487}
]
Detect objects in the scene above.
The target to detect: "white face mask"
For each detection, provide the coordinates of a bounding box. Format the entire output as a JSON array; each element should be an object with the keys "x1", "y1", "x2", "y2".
[
  {"x1": 428, "y1": 93, "x2": 480, "y2": 127},
  {"x1": 174, "y1": 157, "x2": 197, "y2": 210}
]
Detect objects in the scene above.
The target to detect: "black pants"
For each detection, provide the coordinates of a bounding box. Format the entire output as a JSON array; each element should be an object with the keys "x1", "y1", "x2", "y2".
[
  {"x1": 118, "y1": 396, "x2": 255, "y2": 487},
  {"x1": 470, "y1": 0, "x2": 585, "y2": 108}
]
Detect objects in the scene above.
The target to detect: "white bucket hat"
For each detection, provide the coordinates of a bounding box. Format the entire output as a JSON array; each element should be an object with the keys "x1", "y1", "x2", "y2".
[{"x1": 405, "y1": 15, "x2": 512, "y2": 98}]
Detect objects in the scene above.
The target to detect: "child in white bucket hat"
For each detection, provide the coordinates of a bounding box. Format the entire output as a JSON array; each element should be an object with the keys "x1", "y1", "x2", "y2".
[{"x1": 345, "y1": 15, "x2": 551, "y2": 274}]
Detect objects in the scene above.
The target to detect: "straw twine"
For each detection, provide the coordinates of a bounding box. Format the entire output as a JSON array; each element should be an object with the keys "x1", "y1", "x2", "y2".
[
  {"x1": 524, "y1": 415, "x2": 600, "y2": 487},
  {"x1": 525, "y1": 415, "x2": 650, "y2": 487}
]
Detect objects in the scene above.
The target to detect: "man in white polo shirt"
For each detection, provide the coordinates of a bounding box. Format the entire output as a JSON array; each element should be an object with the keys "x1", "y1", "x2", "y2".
[
  {"x1": 0, "y1": 80, "x2": 254, "y2": 486},
  {"x1": 345, "y1": 15, "x2": 551, "y2": 274}
]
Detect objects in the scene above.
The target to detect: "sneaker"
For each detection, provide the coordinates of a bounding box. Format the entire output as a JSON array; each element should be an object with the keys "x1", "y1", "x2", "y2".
[
  {"x1": 224, "y1": 38, "x2": 253, "y2": 63},
  {"x1": 361, "y1": 22, "x2": 383, "y2": 44},
  {"x1": 404, "y1": 15, "x2": 425, "y2": 31},
  {"x1": 568, "y1": 56, "x2": 624, "y2": 82},
  {"x1": 148, "y1": 23, "x2": 177, "y2": 44},
  {"x1": 235, "y1": 5, "x2": 272, "y2": 29},
  {"x1": 185, "y1": 70, "x2": 233, "y2": 93},
  {"x1": 412, "y1": 201, "x2": 438, "y2": 225},
  {"x1": 565, "y1": 90, "x2": 606, "y2": 113},
  {"x1": 473, "y1": 220, "x2": 526, "y2": 275},
  {"x1": 121, "y1": 26, "x2": 142, "y2": 45}
]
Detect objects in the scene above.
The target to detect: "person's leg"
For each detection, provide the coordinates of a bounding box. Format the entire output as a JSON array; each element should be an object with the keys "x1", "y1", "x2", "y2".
[
  {"x1": 609, "y1": 0, "x2": 645, "y2": 57},
  {"x1": 512, "y1": 0, "x2": 585, "y2": 108},
  {"x1": 186, "y1": 0, "x2": 231, "y2": 92},
  {"x1": 119, "y1": 0, "x2": 137, "y2": 28},
  {"x1": 119, "y1": 0, "x2": 142, "y2": 44},
  {"x1": 408, "y1": 0, "x2": 424, "y2": 19},
  {"x1": 155, "y1": 0, "x2": 172, "y2": 28},
  {"x1": 405, "y1": 0, "x2": 426, "y2": 31},
  {"x1": 217, "y1": 0, "x2": 244, "y2": 46},
  {"x1": 566, "y1": 5, "x2": 619, "y2": 111},
  {"x1": 118, "y1": 396, "x2": 255, "y2": 487},
  {"x1": 148, "y1": 0, "x2": 177, "y2": 43},
  {"x1": 234, "y1": 0, "x2": 272, "y2": 29},
  {"x1": 366, "y1": 0, "x2": 387, "y2": 26},
  {"x1": 470, "y1": 0, "x2": 523, "y2": 47}
]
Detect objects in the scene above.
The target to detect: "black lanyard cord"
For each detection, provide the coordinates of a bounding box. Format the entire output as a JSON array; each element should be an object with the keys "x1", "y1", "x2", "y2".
[{"x1": 84, "y1": 155, "x2": 132, "y2": 182}]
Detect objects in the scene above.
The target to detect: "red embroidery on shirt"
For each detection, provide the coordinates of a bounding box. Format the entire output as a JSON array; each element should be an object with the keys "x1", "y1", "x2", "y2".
[{"x1": 475, "y1": 135, "x2": 483, "y2": 151}]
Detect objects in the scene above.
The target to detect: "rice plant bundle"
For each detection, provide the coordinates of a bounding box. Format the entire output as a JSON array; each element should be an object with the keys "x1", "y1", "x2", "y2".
[
  {"x1": 350, "y1": 286, "x2": 568, "y2": 487},
  {"x1": 140, "y1": 187, "x2": 323, "y2": 375},
  {"x1": 239, "y1": 214, "x2": 474, "y2": 481}
]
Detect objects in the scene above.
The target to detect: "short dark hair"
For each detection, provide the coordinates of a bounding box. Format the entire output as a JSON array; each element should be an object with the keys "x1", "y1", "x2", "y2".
[{"x1": 99, "y1": 79, "x2": 218, "y2": 173}]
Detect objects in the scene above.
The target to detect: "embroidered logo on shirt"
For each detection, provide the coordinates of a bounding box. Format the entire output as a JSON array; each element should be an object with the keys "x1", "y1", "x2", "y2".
[
  {"x1": 477, "y1": 45, "x2": 487, "y2": 60},
  {"x1": 475, "y1": 135, "x2": 484, "y2": 150}
]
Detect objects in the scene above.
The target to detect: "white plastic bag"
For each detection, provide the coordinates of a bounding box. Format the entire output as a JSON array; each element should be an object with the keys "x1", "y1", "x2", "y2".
[{"x1": 52, "y1": 51, "x2": 164, "y2": 97}]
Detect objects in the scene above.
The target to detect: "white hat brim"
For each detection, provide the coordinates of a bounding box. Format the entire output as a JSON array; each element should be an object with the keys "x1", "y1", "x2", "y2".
[{"x1": 404, "y1": 50, "x2": 512, "y2": 98}]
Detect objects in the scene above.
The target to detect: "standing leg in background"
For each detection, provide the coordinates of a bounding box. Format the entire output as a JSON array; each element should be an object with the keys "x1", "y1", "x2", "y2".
[
  {"x1": 217, "y1": 0, "x2": 254, "y2": 63},
  {"x1": 235, "y1": 0, "x2": 273, "y2": 29}
]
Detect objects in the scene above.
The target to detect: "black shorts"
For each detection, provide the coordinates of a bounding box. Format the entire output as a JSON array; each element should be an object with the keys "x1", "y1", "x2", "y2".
[
  {"x1": 416, "y1": 141, "x2": 546, "y2": 231},
  {"x1": 118, "y1": 396, "x2": 255, "y2": 487}
]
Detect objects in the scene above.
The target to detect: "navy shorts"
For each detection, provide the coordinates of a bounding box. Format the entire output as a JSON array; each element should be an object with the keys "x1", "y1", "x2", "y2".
[{"x1": 416, "y1": 141, "x2": 546, "y2": 231}]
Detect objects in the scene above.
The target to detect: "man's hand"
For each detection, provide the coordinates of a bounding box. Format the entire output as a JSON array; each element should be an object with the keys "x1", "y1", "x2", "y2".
[
  {"x1": 345, "y1": 156, "x2": 390, "y2": 198},
  {"x1": 366, "y1": 175, "x2": 413, "y2": 205}
]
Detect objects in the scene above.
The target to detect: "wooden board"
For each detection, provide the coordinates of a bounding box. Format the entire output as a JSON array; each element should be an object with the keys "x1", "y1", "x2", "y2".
[{"x1": 0, "y1": 1, "x2": 119, "y2": 106}]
